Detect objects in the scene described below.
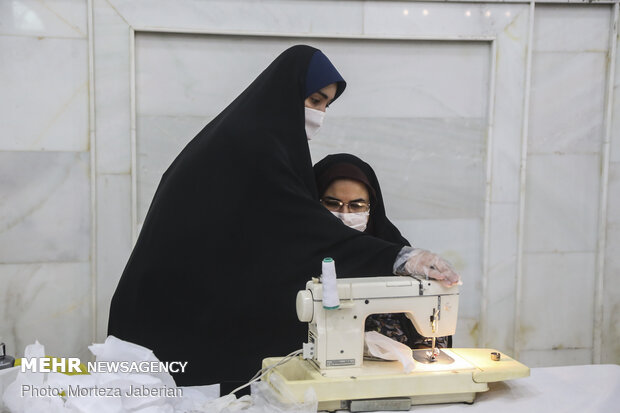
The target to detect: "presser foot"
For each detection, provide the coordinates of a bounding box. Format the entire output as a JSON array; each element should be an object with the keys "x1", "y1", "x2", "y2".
[{"x1": 412, "y1": 348, "x2": 455, "y2": 364}]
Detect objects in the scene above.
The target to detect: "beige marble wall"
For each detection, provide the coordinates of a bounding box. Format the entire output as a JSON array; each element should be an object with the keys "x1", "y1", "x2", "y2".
[
  {"x1": 0, "y1": 0, "x2": 91, "y2": 361},
  {"x1": 520, "y1": 4, "x2": 613, "y2": 367},
  {"x1": 603, "y1": 2, "x2": 620, "y2": 365}
]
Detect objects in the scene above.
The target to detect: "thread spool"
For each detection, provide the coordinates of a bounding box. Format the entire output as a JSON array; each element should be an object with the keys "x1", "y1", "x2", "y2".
[{"x1": 321, "y1": 257, "x2": 340, "y2": 309}]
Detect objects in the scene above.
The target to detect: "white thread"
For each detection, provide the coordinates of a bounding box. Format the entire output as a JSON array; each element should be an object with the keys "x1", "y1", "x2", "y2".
[{"x1": 321, "y1": 258, "x2": 340, "y2": 309}]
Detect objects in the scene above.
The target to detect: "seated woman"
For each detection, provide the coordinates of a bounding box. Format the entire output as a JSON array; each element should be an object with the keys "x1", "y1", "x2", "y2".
[{"x1": 314, "y1": 153, "x2": 451, "y2": 349}]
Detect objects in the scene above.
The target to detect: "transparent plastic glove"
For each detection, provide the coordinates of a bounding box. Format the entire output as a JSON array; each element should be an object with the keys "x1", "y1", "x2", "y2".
[{"x1": 394, "y1": 247, "x2": 460, "y2": 287}]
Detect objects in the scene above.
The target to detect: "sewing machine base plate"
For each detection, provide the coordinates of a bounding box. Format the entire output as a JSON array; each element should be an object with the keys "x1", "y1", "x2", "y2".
[
  {"x1": 262, "y1": 348, "x2": 529, "y2": 412},
  {"x1": 411, "y1": 348, "x2": 455, "y2": 364}
]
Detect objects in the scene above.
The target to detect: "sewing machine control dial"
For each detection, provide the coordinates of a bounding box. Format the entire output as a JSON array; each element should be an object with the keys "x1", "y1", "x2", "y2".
[{"x1": 296, "y1": 290, "x2": 314, "y2": 322}]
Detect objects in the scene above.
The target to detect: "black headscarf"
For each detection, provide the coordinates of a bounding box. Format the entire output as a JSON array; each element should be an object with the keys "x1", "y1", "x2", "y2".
[
  {"x1": 108, "y1": 45, "x2": 405, "y2": 391},
  {"x1": 314, "y1": 153, "x2": 410, "y2": 246}
]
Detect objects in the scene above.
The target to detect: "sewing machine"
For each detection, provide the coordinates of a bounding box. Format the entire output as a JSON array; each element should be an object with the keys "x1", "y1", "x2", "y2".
[{"x1": 262, "y1": 276, "x2": 529, "y2": 411}]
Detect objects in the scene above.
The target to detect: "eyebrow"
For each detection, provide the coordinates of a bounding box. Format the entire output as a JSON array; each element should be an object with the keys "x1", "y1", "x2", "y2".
[
  {"x1": 325, "y1": 196, "x2": 368, "y2": 202},
  {"x1": 317, "y1": 91, "x2": 328, "y2": 99}
]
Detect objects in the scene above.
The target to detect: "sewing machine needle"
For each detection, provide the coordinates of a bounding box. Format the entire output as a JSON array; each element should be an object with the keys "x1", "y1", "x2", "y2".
[{"x1": 425, "y1": 337, "x2": 439, "y2": 362}]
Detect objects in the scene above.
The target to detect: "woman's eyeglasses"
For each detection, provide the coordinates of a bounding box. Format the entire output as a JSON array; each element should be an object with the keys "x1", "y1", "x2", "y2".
[{"x1": 320, "y1": 197, "x2": 370, "y2": 213}]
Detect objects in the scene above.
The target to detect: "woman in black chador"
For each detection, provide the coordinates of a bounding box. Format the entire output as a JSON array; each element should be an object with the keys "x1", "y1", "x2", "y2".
[{"x1": 108, "y1": 45, "x2": 459, "y2": 394}]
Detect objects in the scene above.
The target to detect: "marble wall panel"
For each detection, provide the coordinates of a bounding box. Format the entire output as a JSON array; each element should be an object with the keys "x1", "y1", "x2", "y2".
[
  {"x1": 523, "y1": 154, "x2": 600, "y2": 253},
  {"x1": 607, "y1": 162, "x2": 620, "y2": 226},
  {"x1": 0, "y1": 152, "x2": 90, "y2": 263},
  {"x1": 487, "y1": 44, "x2": 526, "y2": 203},
  {"x1": 486, "y1": 12, "x2": 530, "y2": 205},
  {"x1": 311, "y1": 40, "x2": 490, "y2": 119},
  {"x1": 454, "y1": 318, "x2": 479, "y2": 349},
  {"x1": 135, "y1": 34, "x2": 300, "y2": 117},
  {"x1": 0, "y1": 36, "x2": 88, "y2": 151},
  {"x1": 0, "y1": 262, "x2": 92, "y2": 361},
  {"x1": 533, "y1": 5, "x2": 611, "y2": 52},
  {"x1": 488, "y1": 126, "x2": 522, "y2": 205},
  {"x1": 520, "y1": 252, "x2": 596, "y2": 352},
  {"x1": 602, "y1": 162, "x2": 620, "y2": 363},
  {"x1": 602, "y1": 222, "x2": 620, "y2": 363},
  {"x1": 0, "y1": 0, "x2": 87, "y2": 38},
  {"x1": 93, "y1": 0, "x2": 132, "y2": 174},
  {"x1": 519, "y1": 348, "x2": 592, "y2": 368},
  {"x1": 484, "y1": 202, "x2": 519, "y2": 353},
  {"x1": 363, "y1": 2, "x2": 527, "y2": 38},
  {"x1": 135, "y1": 34, "x2": 490, "y2": 119},
  {"x1": 311, "y1": 117, "x2": 487, "y2": 220},
  {"x1": 136, "y1": 35, "x2": 490, "y2": 223},
  {"x1": 96, "y1": 174, "x2": 132, "y2": 342},
  {"x1": 614, "y1": 117, "x2": 620, "y2": 163},
  {"x1": 528, "y1": 52, "x2": 607, "y2": 155},
  {"x1": 605, "y1": 10, "x2": 620, "y2": 363},
  {"x1": 522, "y1": 3, "x2": 612, "y2": 366},
  {"x1": 109, "y1": 0, "x2": 363, "y2": 35},
  {"x1": 603, "y1": 12, "x2": 620, "y2": 364},
  {"x1": 612, "y1": 21, "x2": 620, "y2": 164}
]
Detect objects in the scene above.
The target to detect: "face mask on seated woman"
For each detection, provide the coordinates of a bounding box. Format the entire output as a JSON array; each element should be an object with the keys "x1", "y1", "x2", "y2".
[{"x1": 330, "y1": 210, "x2": 370, "y2": 232}]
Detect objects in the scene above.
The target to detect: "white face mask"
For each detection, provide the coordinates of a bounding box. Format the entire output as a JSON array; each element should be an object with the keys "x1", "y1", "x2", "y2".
[
  {"x1": 305, "y1": 107, "x2": 325, "y2": 140},
  {"x1": 331, "y1": 211, "x2": 370, "y2": 232}
]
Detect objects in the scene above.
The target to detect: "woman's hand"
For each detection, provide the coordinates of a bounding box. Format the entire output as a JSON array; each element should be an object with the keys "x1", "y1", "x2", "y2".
[{"x1": 403, "y1": 249, "x2": 460, "y2": 287}]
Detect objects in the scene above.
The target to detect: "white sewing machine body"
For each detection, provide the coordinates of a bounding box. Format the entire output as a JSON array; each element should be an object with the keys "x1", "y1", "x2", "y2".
[
  {"x1": 295, "y1": 276, "x2": 457, "y2": 375},
  {"x1": 263, "y1": 276, "x2": 530, "y2": 412}
]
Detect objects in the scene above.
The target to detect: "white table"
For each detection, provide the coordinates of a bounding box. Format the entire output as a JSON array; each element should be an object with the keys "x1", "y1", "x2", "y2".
[
  {"x1": 2, "y1": 364, "x2": 619, "y2": 412},
  {"x1": 370, "y1": 364, "x2": 620, "y2": 413}
]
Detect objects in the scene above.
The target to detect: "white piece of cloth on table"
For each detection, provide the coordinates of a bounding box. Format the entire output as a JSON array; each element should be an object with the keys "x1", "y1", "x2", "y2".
[{"x1": 0, "y1": 337, "x2": 316, "y2": 413}]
